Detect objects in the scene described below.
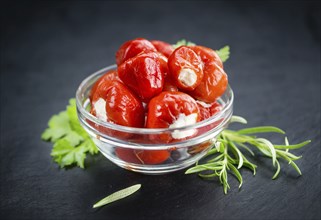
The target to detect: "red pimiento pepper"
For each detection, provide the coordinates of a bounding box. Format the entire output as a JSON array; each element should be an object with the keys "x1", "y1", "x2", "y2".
[
  {"x1": 208, "y1": 102, "x2": 221, "y2": 116},
  {"x1": 91, "y1": 80, "x2": 145, "y2": 128},
  {"x1": 115, "y1": 139, "x2": 170, "y2": 165},
  {"x1": 106, "y1": 81, "x2": 145, "y2": 127},
  {"x1": 196, "y1": 100, "x2": 224, "y2": 137},
  {"x1": 134, "y1": 150, "x2": 170, "y2": 165},
  {"x1": 188, "y1": 46, "x2": 228, "y2": 103},
  {"x1": 118, "y1": 52, "x2": 166, "y2": 102},
  {"x1": 146, "y1": 91, "x2": 200, "y2": 143},
  {"x1": 151, "y1": 40, "x2": 174, "y2": 58},
  {"x1": 168, "y1": 46, "x2": 203, "y2": 91},
  {"x1": 91, "y1": 80, "x2": 115, "y2": 106},
  {"x1": 89, "y1": 70, "x2": 119, "y2": 101},
  {"x1": 188, "y1": 141, "x2": 212, "y2": 155},
  {"x1": 116, "y1": 38, "x2": 157, "y2": 65},
  {"x1": 189, "y1": 45, "x2": 223, "y2": 69},
  {"x1": 157, "y1": 52, "x2": 169, "y2": 77},
  {"x1": 116, "y1": 148, "x2": 170, "y2": 165},
  {"x1": 197, "y1": 101, "x2": 221, "y2": 121},
  {"x1": 163, "y1": 75, "x2": 178, "y2": 92},
  {"x1": 115, "y1": 148, "x2": 142, "y2": 164}
]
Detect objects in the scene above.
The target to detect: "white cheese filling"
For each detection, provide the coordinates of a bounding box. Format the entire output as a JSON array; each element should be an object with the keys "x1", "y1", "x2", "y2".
[
  {"x1": 196, "y1": 100, "x2": 212, "y2": 108},
  {"x1": 93, "y1": 98, "x2": 107, "y2": 122},
  {"x1": 169, "y1": 113, "x2": 198, "y2": 139},
  {"x1": 178, "y1": 68, "x2": 197, "y2": 87},
  {"x1": 160, "y1": 55, "x2": 168, "y2": 63}
]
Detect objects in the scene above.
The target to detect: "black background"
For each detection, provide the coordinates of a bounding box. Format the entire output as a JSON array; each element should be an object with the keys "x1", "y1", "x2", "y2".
[{"x1": 1, "y1": 1, "x2": 320, "y2": 220}]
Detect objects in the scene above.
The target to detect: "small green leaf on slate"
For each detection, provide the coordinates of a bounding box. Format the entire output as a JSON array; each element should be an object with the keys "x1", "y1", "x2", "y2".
[
  {"x1": 93, "y1": 184, "x2": 141, "y2": 209},
  {"x1": 41, "y1": 111, "x2": 71, "y2": 142},
  {"x1": 42, "y1": 98, "x2": 98, "y2": 169}
]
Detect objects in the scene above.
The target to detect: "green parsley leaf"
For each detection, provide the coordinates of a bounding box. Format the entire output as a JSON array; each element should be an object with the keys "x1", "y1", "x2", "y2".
[
  {"x1": 67, "y1": 99, "x2": 89, "y2": 137},
  {"x1": 50, "y1": 139, "x2": 75, "y2": 157},
  {"x1": 215, "y1": 45, "x2": 230, "y2": 62},
  {"x1": 63, "y1": 131, "x2": 84, "y2": 146},
  {"x1": 41, "y1": 111, "x2": 71, "y2": 142},
  {"x1": 50, "y1": 138, "x2": 87, "y2": 168},
  {"x1": 172, "y1": 39, "x2": 196, "y2": 48},
  {"x1": 42, "y1": 98, "x2": 99, "y2": 168},
  {"x1": 83, "y1": 138, "x2": 99, "y2": 155}
]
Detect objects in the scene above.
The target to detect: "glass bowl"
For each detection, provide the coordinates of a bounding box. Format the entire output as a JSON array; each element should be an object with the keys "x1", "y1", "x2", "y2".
[{"x1": 76, "y1": 64, "x2": 234, "y2": 174}]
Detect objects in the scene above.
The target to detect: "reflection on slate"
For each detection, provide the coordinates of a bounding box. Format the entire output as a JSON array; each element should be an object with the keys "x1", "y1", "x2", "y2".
[{"x1": 1, "y1": 1, "x2": 320, "y2": 220}]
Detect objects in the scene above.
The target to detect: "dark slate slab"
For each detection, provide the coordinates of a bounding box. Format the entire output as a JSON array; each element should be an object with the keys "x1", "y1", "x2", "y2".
[{"x1": 1, "y1": 1, "x2": 320, "y2": 220}]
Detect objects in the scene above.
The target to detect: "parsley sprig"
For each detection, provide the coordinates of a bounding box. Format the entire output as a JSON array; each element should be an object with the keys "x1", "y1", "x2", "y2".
[
  {"x1": 41, "y1": 99, "x2": 98, "y2": 168},
  {"x1": 185, "y1": 116, "x2": 311, "y2": 194},
  {"x1": 215, "y1": 45, "x2": 230, "y2": 62}
]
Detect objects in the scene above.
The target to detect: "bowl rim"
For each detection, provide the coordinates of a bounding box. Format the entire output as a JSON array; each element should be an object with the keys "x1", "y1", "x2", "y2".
[{"x1": 76, "y1": 64, "x2": 234, "y2": 134}]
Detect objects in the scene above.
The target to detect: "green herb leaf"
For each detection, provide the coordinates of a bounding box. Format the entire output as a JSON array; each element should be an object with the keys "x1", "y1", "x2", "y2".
[
  {"x1": 67, "y1": 99, "x2": 89, "y2": 137},
  {"x1": 274, "y1": 140, "x2": 311, "y2": 150},
  {"x1": 230, "y1": 115, "x2": 247, "y2": 124},
  {"x1": 272, "y1": 158, "x2": 281, "y2": 179},
  {"x1": 42, "y1": 99, "x2": 99, "y2": 168},
  {"x1": 215, "y1": 46, "x2": 230, "y2": 62},
  {"x1": 51, "y1": 139, "x2": 75, "y2": 157},
  {"x1": 50, "y1": 139, "x2": 87, "y2": 168},
  {"x1": 237, "y1": 126, "x2": 285, "y2": 135},
  {"x1": 227, "y1": 162, "x2": 243, "y2": 188},
  {"x1": 93, "y1": 184, "x2": 141, "y2": 208},
  {"x1": 41, "y1": 112, "x2": 71, "y2": 142},
  {"x1": 172, "y1": 39, "x2": 196, "y2": 48},
  {"x1": 64, "y1": 131, "x2": 84, "y2": 146},
  {"x1": 185, "y1": 166, "x2": 208, "y2": 174},
  {"x1": 228, "y1": 141, "x2": 244, "y2": 169},
  {"x1": 256, "y1": 138, "x2": 277, "y2": 166}
]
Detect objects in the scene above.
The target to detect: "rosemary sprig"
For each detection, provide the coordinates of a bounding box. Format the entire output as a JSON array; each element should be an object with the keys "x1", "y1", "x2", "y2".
[{"x1": 185, "y1": 116, "x2": 311, "y2": 194}]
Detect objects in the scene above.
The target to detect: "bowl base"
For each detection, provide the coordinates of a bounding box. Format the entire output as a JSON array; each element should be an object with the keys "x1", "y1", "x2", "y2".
[{"x1": 100, "y1": 150, "x2": 208, "y2": 175}]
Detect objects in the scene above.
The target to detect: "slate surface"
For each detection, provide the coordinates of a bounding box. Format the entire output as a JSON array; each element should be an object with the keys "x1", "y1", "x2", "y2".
[{"x1": 1, "y1": 1, "x2": 320, "y2": 220}]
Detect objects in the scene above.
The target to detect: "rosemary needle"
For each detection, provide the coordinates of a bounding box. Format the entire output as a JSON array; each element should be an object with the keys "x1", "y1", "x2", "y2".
[{"x1": 93, "y1": 184, "x2": 141, "y2": 208}]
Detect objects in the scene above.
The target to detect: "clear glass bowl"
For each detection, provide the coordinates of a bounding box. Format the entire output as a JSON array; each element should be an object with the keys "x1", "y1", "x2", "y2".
[{"x1": 76, "y1": 64, "x2": 234, "y2": 174}]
